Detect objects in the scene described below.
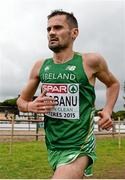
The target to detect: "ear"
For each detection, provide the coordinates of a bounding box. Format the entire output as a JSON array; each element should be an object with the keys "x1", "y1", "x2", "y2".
[{"x1": 71, "y1": 28, "x2": 79, "y2": 40}]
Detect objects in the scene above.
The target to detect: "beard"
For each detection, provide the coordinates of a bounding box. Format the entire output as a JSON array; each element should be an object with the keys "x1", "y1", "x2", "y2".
[{"x1": 48, "y1": 40, "x2": 69, "y2": 53}]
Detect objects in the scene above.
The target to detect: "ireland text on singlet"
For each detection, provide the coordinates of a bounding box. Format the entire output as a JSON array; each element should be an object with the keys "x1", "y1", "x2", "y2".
[{"x1": 39, "y1": 52, "x2": 96, "y2": 150}]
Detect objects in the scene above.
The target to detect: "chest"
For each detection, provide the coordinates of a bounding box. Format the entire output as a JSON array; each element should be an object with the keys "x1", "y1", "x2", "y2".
[{"x1": 41, "y1": 63, "x2": 84, "y2": 84}]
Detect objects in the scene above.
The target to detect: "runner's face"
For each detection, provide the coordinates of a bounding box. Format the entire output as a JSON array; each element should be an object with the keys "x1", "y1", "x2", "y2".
[{"x1": 47, "y1": 15, "x2": 73, "y2": 52}]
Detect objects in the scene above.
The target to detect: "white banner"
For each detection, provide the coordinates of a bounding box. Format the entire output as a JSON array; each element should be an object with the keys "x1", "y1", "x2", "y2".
[{"x1": 42, "y1": 83, "x2": 79, "y2": 119}]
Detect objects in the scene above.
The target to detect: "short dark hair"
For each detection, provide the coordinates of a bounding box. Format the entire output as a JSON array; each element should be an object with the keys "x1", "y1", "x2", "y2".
[{"x1": 48, "y1": 9, "x2": 78, "y2": 28}]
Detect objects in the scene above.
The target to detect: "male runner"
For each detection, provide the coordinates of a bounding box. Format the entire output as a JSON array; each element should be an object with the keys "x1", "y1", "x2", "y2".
[{"x1": 17, "y1": 10, "x2": 120, "y2": 179}]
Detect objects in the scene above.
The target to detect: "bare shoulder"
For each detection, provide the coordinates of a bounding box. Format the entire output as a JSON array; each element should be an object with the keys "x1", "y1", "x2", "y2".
[
  {"x1": 29, "y1": 59, "x2": 45, "y2": 79},
  {"x1": 83, "y1": 52, "x2": 106, "y2": 66},
  {"x1": 82, "y1": 52, "x2": 108, "y2": 73},
  {"x1": 32, "y1": 59, "x2": 44, "y2": 71}
]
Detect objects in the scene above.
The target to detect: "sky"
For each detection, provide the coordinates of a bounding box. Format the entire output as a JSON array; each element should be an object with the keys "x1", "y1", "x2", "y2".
[{"x1": 0, "y1": 0, "x2": 124, "y2": 111}]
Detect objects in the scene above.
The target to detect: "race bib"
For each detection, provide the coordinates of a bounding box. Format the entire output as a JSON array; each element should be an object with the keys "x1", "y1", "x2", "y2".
[{"x1": 42, "y1": 83, "x2": 79, "y2": 119}]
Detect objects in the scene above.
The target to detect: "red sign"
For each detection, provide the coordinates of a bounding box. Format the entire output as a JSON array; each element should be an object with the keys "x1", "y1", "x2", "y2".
[{"x1": 42, "y1": 84, "x2": 67, "y2": 93}]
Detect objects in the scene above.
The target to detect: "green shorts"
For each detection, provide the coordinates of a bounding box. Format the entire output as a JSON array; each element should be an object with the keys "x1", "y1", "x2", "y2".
[{"x1": 48, "y1": 148, "x2": 96, "y2": 177}]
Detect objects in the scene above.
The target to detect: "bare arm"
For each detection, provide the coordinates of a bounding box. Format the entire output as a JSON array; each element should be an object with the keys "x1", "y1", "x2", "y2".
[
  {"x1": 84, "y1": 53, "x2": 120, "y2": 130},
  {"x1": 94, "y1": 54, "x2": 120, "y2": 129},
  {"x1": 95, "y1": 54, "x2": 120, "y2": 114},
  {"x1": 17, "y1": 60, "x2": 56, "y2": 113}
]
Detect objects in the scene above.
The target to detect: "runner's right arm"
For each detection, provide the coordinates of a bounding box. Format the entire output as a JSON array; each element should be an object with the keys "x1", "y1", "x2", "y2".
[{"x1": 17, "y1": 60, "x2": 56, "y2": 113}]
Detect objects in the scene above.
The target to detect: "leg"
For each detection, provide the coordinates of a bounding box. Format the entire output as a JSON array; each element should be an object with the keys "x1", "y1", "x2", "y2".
[{"x1": 52, "y1": 156, "x2": 89, "y2": 179}]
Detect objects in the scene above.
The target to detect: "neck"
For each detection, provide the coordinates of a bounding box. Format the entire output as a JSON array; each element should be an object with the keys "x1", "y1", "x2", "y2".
[{"x1": 53, "y1": 49, "x2": 74, "y2": 64}]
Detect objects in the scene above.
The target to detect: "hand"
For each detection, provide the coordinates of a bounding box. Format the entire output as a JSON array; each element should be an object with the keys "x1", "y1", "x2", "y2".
[
  {"x1": 97, "y1": 110, "x2": 113, "y2": 130},
  {"x1": 28, "y1": 90, "x2": 56, "y2": 113}
]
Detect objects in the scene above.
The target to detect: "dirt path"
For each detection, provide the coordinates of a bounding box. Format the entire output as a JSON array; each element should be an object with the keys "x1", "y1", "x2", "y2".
[{"x1": 0, "y1": 129, "x2": 45, "y2": 142}]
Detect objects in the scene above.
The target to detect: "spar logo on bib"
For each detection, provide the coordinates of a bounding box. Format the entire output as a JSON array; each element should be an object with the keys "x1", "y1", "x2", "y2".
[
  {"x1": 69, "y1": 84, "x2": 78, "y2": 93},
  {"x1": 42, "y1": 84, "x2": 68, "y2": 93},
  {"x1": 42, "y1": 84, "x2": 78, "y2": 94},
  {"x1": 42, "y1": 83, "x2": 79, "y2": 119}
]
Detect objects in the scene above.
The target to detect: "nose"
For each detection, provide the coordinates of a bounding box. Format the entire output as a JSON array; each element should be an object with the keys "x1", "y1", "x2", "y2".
[{"x1": 48, "y1": 27, "x2": 56, "y2": 36}]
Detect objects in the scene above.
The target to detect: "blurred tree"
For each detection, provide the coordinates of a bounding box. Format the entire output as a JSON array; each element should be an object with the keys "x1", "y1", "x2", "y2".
[{"x1": 0, "y1": 97, "x2": 18, "y2": 106}]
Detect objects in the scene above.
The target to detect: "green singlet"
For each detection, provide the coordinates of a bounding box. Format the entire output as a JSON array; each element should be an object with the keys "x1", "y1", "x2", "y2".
[{"x1": 39, "y1": 52, "x2": 96, "y2": 176}]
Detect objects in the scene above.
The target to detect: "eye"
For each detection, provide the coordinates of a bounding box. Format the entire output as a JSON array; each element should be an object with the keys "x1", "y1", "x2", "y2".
[
  {"x1": 54, "y1": 25, "x2": 63, "y2": 30},
  {"x1": 47, "y1": 27, "x2": 51, "y2": 32},
  {"x1": 47, "y1": 25, "x2": 63, "y2": 33}
]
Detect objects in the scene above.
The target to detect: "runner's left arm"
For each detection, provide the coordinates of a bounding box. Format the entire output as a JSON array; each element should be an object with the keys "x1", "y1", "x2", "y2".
[{"x1": 94, "y1": 54, "x2": 120, "y2": 130}]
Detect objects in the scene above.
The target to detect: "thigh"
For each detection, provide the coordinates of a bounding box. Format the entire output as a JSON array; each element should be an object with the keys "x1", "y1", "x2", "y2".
[{"x1": 52, "y1": 156, "x2": 89, "y2": 179}]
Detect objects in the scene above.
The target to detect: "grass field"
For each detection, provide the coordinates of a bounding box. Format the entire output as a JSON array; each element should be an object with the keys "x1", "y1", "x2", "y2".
[{"x1": 0, "y1": 137, "x2": 125, "y2": 179}]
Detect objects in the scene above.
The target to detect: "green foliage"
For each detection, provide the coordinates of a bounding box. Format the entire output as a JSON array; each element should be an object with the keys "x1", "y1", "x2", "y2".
[
  {"x1": 0, "y1": 97, "x2": 18, "y2": 106},
  {"x1": 112, "y1": 110, "x2": 125, "y2": 120}
]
